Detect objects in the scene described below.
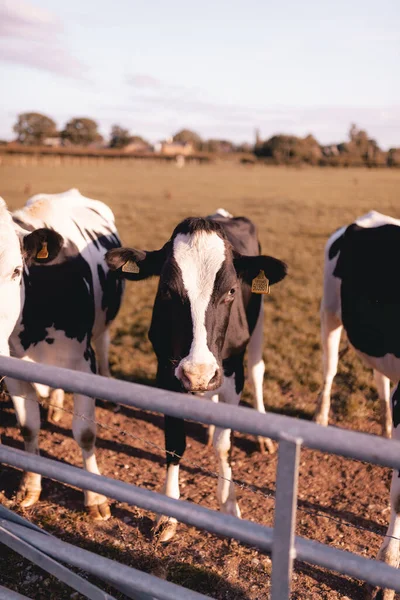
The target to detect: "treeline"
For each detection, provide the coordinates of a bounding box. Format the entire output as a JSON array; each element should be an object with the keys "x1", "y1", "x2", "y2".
[
  {"x1": 254, "y1": 125, "x2": 400, "y2": 168},
  {"x1": 3, "y1": 113, "x2": 400, "y2": 168}
]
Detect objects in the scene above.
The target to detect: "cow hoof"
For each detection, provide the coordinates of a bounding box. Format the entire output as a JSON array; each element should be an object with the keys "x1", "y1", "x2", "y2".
[
  {"x1": 154, "y1": 517, "x2": 177, "y2": 542},
  {"x1": 48, "y1": 405, "x2": 63, "y2": 423},
  {"x1": 221, "y1": 500, "x2": 241, "y2": 519},
  {"x1": 86, "y1": 501, "x2": 111, "y2": 521},
  {"x1": 258, "y1": 436, "x2": 275, "y2": 454},
  {"x1": 18, "y1": 489, "x2": 41, "y2": 508}
]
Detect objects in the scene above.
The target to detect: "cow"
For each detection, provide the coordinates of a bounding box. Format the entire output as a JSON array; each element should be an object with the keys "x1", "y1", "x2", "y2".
[
  {"x1": 105, "y1": 209, "x2": 287, "y2": 540},
  {"x1": 314, "y1": 210, "x2": 392, "y2": 438},
  {"x1": 0, "y1": 188, "x2": 123, "y2": 520},
  {"x1": 312, "y1": 210, "x2": 400, "y2": 599}
]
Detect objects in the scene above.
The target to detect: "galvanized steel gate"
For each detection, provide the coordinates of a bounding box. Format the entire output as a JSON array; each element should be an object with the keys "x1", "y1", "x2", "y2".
[{"x1": 0, "y1": 355, "x2": 399, "y2": 599}]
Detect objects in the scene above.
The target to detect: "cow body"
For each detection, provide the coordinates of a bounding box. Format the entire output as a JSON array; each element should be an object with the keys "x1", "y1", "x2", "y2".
[
  {"x1": 313, "y1": 210, "x2": 400, "y2": 597},
  {"x1": 106, "y1": 209, "x2": 286, "y2": 540},
  {"x1": 314, "y1": 210, "x2": 396, "y2": 436},
  {"x1": 1, "y1": 189, "x2": 123, "y2": 519}
]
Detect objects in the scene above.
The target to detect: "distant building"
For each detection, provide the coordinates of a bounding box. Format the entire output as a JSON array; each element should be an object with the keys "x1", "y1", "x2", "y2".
[
  {"x1": 43, "y1": 137, "x2": 62, "y2": 147},
  {"x1": 155, "y1": 139, "x2": 194, "y2": 156}
]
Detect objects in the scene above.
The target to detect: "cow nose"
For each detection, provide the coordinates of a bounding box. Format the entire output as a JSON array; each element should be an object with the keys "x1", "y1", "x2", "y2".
[{"x1": 181, "y1": 364, "x2": 220, "y2": 392}]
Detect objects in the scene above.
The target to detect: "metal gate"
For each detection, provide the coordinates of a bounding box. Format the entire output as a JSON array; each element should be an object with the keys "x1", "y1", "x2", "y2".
[{"x1": 0, "y1": 355, "x2": 399, "y2": 599}]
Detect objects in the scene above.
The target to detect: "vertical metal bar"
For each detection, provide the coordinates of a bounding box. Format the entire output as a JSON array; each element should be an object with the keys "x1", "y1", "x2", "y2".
[{"x1": 271, "y1": 435, "x2": 302, "y2": 600}]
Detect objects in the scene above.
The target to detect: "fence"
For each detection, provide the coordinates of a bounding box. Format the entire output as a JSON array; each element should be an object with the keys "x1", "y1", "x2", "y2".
[{"x1": 0, "y1": 354, "x2": 399, "y2": 599}]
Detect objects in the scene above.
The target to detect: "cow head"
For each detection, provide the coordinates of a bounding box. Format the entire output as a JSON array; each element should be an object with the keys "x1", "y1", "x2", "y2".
[
  {"x1": 106, "y1": 218, "x2": 286, "y2": 392},
  {"x1": 0, "y1": 199, "x2": 63, "y2": 356}
]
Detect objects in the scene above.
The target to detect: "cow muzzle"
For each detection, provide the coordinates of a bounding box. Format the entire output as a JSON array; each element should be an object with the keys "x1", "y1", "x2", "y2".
[{"x1": 178, "y1": 363, "x2": 221, "y2": 393}]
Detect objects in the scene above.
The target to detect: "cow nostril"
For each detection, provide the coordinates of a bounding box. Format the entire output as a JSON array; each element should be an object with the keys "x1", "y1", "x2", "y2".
[
  {"x1": 181, "y1": 371, "x2": 192, "y2": 390},
  {"x1": 208, "y1": 369, "x2": 220, "y2": 387}
]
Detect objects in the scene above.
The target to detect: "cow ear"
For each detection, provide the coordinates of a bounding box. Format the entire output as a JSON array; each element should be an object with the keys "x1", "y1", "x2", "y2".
[
  {"x1": 105, "y1": 245, "x2": 167, "y2": 280},
  {"x1": 234, "y1": 254, "x2": 287, "y2": 286},
  {"x1": 23, "y1": 228, "x2": 64, "y2": 265}
]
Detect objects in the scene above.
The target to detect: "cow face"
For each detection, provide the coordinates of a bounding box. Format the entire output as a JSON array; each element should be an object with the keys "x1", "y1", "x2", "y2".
[
  {"x1": 106, "y1": 218, "x2": 286, "y2": 393},
  {"x1": 0, "y1": 201, "x2": 63, "y2": 356}
]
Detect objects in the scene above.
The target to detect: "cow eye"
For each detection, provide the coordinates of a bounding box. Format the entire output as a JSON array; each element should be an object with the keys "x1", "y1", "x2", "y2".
[
  {"x1": 225, "y1": 288, "x2": 236, "y2": 302},
  {"x1": 12, "y1": 267, "x2": 22, "y2": 280}
]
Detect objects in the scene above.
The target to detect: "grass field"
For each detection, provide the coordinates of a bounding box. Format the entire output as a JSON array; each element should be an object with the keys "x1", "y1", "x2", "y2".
[{"x1": 1, "y1": 163, "x2": 400, "y2": 599}]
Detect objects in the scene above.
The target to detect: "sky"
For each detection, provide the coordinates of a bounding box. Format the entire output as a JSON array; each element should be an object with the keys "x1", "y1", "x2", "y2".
[{"x1": 0, "y1": 0, "x2": 399, "y2": 148}]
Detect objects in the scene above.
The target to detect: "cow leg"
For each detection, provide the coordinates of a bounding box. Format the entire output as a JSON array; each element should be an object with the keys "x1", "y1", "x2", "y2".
[
  {"x1": 72, "y1": 390, "x2": 110, "y2": 521},
  {"x1": 213, "y1": 373, "x2": 241, "y2": 518},
  {"x1": 94, "y1": 330, "x2": 111, "y2": 377},
  {"x1": 8, "y1": 379, "x2": 42, "y2": 507},
  {"x1": 94, "y1": 330, "x2": 119, "y2": 412},
  {"x1": 314, "y1": 309, "x2": 342, "y2": 426},
  {"x1": 374, "y1": 370, "x2": 392, "y2": 438},
  {"x1": 247, "y1": 299, "x2": 274, "y2": 454},
  {"x1": 206, "y1": 394, "x2": 219, "y2": 448},
  {"x1": 47, "y1": 388, "x2": 65, "y2": 424},
  {"x1": 155, "y1": 416, "x2": 186, "y2": 542},
  {"x1": 367, "y1": 384, "x2": 400, "y2": 600}
]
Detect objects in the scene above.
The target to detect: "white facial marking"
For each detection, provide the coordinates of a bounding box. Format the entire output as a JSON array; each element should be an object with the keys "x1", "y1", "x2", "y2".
[{"x1": 173, "y1": 231, "x2": 225, "y2": 380}]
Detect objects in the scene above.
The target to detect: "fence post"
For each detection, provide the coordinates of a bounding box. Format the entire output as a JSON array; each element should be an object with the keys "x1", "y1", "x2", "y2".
[{"x1": 271, "y1": 435, "x2": 302, "y2": 600}]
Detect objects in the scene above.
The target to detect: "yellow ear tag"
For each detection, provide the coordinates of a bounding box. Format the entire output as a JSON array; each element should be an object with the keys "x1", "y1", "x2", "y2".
[
  {"x1": 122, "y1": 260, "x2": 140, "y2": 274},
  {"x1": 36, "y1": 241, "x2": 49, "y2": 259},
  {"x1": 251, "y1": 270, "x2": 270, "y2": 294}
]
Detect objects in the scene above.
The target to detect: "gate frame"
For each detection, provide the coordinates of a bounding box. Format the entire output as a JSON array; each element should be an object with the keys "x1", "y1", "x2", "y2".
[{"x1": 0, "y1": 355, "x2": 398, "y2": 599}]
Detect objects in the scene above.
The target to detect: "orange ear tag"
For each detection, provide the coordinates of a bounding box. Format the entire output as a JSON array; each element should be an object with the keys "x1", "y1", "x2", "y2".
[
  {"x1": 251, "y1": 270, "x2": 270, "y2": 294},
  {"x1": 36, "y1": 241, "x2": 49, "y2": 259},
  {"x1": 122, "y1": 260, "x2": 139, "y2": 274}
]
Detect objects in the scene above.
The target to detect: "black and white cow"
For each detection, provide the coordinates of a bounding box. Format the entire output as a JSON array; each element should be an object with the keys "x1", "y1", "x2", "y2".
[
  {"x1": 106, "y1": 210, "x2": 287, "y2": 540},
  {"x1": 314, "y1": 210, "x2": 392, "y2": 438},
  {"x1": 313, "y1": 210, "x2": 400, "y2": 597},
  {"x1": 0, "y1": 189, "x2": 123, "y2": 520}
]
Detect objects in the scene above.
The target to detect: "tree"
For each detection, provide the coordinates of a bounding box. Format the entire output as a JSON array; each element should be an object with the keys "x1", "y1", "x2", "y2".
[
  {"x1": 129, "y1": 135, "x2": 151, "y2": 148},
  {"x1": 172, "y1": 129, "x2": 202, "y2": 149},
  {"x1": 202, "y1": 139, "x2": 235, "y2": 153},
  {"x1": 337, "y1": 124, "x2": 384, "y2": 166},
  {"x1": 13, "y1": 112, "x2": 57, "y2": 145},
  {"x1": 388, "y1": 148, "x2": 400, "y2": 167},
  {"x1": 61, "y1": 118, "x2": 103, "y2": 146},
  {"x1": 254, "y1": 134, "x2": 321, "y2": 164},
  {"x1": 109, "y1": 125, "x2": 131, "y2": 148}
]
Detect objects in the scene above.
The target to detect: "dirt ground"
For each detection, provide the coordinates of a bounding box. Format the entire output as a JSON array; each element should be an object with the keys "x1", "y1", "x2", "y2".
[{"x1": 1, "y1": 163, "x2": 400, "y2": 599}]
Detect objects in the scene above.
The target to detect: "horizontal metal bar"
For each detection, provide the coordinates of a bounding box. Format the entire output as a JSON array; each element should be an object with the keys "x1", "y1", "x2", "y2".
[
  {"x1": 296, "y1": 535, "x2": 400, "y2": 592},
  {"x1": 0, "y1": 506, "x2": 154, "y2": 600},
  {"x1": 0, "y1": 585, "x2": 31, "y2": 600},
  {"x1": 1, "y1": 520, "x2": 212, "y2": 600},
  {"x1": 97, "y1": 579, "x2": 156, "y2": 600},
  {"x1": 1, "y1": 355, "x2": 400, "y2": 470},
  {"x1": 0, "y1": 505, "x2": 48, "y2": 535},
  {"x1": 1, "y1": 446, "x2": 400, "y2": 593},
  {"x1": 0, "y1": 525, "x2": 115, "y2": 600},
  {"x1": 0, "y1": 445, "x2": 273, "y2": 553}
]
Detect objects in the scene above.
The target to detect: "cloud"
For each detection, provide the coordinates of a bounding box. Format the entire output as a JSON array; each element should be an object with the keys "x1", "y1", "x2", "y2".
[
  {"x1": 127, "y1": 74, "x2": 163, "y2": 89},
  {"x1": 0, "y1": 41, "x2": 88, "y2": 79},
  {"x1": 0, "y1": 0, "x2": 87, "y2": 79},
  {"x1": 0, "y1": 0, "x2": 60, "y2": 39}
]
